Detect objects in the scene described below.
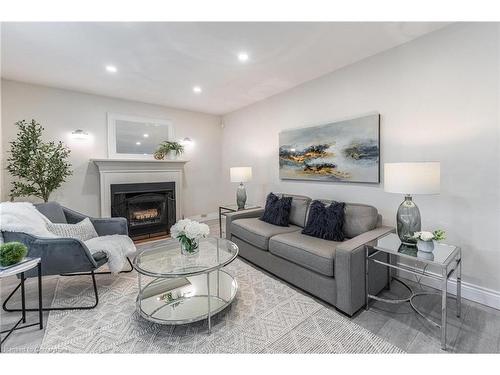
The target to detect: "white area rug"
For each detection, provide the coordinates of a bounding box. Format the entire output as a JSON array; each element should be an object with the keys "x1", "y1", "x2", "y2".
[{"x1": 38, "y1": 256, "x2": 403, "y2": 353}]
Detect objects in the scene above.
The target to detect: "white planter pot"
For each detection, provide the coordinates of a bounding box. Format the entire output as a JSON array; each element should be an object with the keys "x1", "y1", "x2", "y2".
[
  {"x1": 166, "y1": 150, "x2": 178, "y2": 160},
  {"x1": 416, "y1": 239, "x2": 434, "y2": 253}
]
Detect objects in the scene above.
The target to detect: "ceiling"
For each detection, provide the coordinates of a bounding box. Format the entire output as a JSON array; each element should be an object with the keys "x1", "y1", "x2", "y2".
[{"x1": 1, "y1": 22, "x2": 449, "y2": 115}]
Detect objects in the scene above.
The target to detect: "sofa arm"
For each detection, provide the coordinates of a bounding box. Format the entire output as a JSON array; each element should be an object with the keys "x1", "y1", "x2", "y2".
[
  {"x1": 334, "y1": 226, "x2": 394, "y2": 316},
  {"x1": 224, "y1": 208, "x2": 264, "y2": 240},
  {"x1": 63, "y1": 206, "x2": 128, "y2": 236}
]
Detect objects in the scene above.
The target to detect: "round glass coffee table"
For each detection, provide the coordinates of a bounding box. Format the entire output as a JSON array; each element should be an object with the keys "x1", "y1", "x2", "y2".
[{"x1": 133, "y1": 237, "x2": 238, "y2": 333}]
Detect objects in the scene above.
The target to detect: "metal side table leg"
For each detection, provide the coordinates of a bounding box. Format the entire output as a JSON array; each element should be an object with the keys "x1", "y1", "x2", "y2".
[
  {"x1": 219, "y1": 207, "x2": 223, "y2": 238},
  {"x1": 441, "y1": 268, "x2": 448, "y2": 350},
  {"x1": 365, "y1": 246, "x2": 369, "y2": 310},
  {"x1": 207, "y1": 272, "x2": 212, "y2": 334},
  {"x1": 387, "y1": 253, "x2": 392, "y2": 290},
  {"x1": 21, "y1": 272, "x2": 26, "y2": 324},
  {"x1": 457, "y1": 254, "x2": 462, "y2": 318},
  {"x1": 38, "y1": 263, "x2": 43, "y2": 329}
]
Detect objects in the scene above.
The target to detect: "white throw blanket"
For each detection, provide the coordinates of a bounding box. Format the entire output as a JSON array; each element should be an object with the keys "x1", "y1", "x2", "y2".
[{"x1": 0, "y1": 202, "x2": 135, "y2": 273}]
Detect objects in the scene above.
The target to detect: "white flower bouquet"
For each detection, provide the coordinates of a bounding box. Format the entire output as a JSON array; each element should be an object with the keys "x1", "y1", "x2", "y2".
[
  {"x1": 170, "y1": 219, "x2": 210, "y2": 255},
  {"x1": 412, "y1": 230, "x2": 446, "y2": 242},
  {"x1": 412, "y1": 230, "x2": 446, "y2": 253}
]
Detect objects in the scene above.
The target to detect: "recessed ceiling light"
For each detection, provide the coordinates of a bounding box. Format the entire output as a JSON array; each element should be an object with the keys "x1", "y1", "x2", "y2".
[
  {"x1": 237, "y1": 52, "x2": 249, "y2": 62},
  {"x1": 105, "y1": 65, "x2": 117, "y2": 73},
  {"x1": 136, "y1": 141, "x2": 141, "y2": 146},
  {"x1": 193, "y1": 86, "x2": 202, "y2": 94},
  {"x1": 143, "y1": 133, "x2": 149, "y2": 138}
]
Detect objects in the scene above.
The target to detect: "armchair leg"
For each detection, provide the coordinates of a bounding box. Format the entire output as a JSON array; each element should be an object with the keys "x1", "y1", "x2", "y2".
[
  {"x1": 64, "y1": 257, "x2": 134, "y2": 276},
  {"x1": 95, "y1": 256, "x2": 134, "y2": 275},
  {"x1": 2, "y1": 271, "x2": 99, "y2": 312},
  {"x1": 2, "y1": 257, "x2": 133, "y2": 313}
]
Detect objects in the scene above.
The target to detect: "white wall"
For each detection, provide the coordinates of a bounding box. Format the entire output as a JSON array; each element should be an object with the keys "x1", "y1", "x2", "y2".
[
  {"x1": 221, "y1": 23, "x2": 500, "y2": 296},
  {"x1": 1, "y1": 80, "x2": 223, "y2": 218}
]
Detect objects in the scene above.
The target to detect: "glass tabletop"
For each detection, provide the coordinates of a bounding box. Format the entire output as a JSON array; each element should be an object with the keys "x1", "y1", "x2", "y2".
[
  {"x1": 219, "y1": 203, "x2": 260, "y2": 212},
  {"x1": 374, "y1": 233, "x2": 460, "y2": 266},
  {"x1": 134, "y1": 237, "x2": 239, "y2": 277}
]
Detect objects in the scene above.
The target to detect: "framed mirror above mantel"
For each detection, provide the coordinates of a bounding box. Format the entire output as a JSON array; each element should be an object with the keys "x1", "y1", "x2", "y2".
[{"x1": 107, "y1": 113, "x2": 174, "y2": 159}]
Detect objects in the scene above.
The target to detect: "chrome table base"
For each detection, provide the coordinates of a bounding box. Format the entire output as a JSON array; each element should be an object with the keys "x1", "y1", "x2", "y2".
[
  {"x1": 368, "y1": 277, "x2": 461, "y2": 330},
  {"x1": 366, "y1": 248, "x2": 462, "y2": 351}
]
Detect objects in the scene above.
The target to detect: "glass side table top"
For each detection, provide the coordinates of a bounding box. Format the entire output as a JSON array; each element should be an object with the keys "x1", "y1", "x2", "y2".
[
  {"x1": 0, "y1": 257, "x2": 41, "y2": 278},
  {"x1": 219, "y1": 203, "x2": 260, "y2": 212},
  {"x1": 374, "y1": 233, "x2": 460, "y2": 266},
  {"x1": 134, "y1": 237, "x2": 239, "y2": 277}
]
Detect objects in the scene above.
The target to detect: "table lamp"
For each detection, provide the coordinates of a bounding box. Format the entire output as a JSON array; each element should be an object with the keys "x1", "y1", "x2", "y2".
[
  {"x1": 384, "y1": 162, "x2": 440, "y2": 245},
  {"x1": 230, "y1": 167, "x2": 252, "y2": 209}
]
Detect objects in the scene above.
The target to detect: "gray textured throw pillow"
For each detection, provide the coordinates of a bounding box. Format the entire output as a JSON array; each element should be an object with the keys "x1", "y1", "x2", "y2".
[{"x1": 46, "y1": 217, "x2": 99, "y2": 241}]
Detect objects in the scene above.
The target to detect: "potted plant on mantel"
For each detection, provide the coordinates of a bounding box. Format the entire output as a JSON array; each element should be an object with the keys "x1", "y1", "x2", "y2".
[{"x1": 154, "y1": 141, "x2": 184, "y2": 160}]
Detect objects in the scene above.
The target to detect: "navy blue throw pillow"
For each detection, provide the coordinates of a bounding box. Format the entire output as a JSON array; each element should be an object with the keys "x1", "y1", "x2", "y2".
[
  {"x1": 260, "y1": 193, "x2": 293, "y2": 227},
  {"x1": 302, "y1": 200, "x2": 345, "y2": 241}
]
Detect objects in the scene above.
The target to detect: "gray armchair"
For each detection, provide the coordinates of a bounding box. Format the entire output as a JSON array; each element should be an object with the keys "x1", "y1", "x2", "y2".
[{"x1": 2, "y1": 202, "x2": 133, "y2": 312}]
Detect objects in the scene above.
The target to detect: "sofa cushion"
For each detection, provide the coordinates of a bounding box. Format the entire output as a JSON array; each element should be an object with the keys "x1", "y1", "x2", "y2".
[
  {"x1": 344, "y1": 203, "x2": 378, "y2": 238},
  {"x1": 276, "y1": 193, "x2": 311, "y2": 227},
  {"x1": 231, "y1": 217, "x2": 301, "y2": 250},
  {"x1": 260, "y1": 193, "x2": 293, "y2": 227},
  {"x1": 269, "y1": 231, "x2": 339, "y2": 277},
  {"x1": 309, "y1": 200, "x2": 378, "y2": 239},
  {"x1": 302, "y1": 200, "x2": 345, "y2": 241},
  {"x1": 35, "y1": 202, "x2": 67, "y2": 223}
]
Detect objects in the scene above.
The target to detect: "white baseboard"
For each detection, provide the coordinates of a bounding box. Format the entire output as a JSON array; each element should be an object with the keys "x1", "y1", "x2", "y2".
[
  {"x1": 186, "y1": 212, "x2": 219, "y2": 223},
  {"x1": 396, "y1": 263, "x2": 500, "y2": 310}
]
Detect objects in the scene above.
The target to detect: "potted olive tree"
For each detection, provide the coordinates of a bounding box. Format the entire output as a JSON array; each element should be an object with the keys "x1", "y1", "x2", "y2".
[{"x1": 7, "y1": 119, "x2": 72, "y2": 202}]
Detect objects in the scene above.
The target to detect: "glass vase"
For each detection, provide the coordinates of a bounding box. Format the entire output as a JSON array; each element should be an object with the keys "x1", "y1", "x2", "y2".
[
  {"x1": 180, "y1": 238, "x2": 199, "y2": 256},
  {"x1": 396, "y1": 195, "x2": 421, "y2": 245}
]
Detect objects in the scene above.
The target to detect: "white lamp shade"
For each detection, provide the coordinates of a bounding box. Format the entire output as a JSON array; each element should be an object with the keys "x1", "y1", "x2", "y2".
[
  {"x1": 384, "y1": 162, "x2": 440, "y2": 195},
  {"x1": 230, "y1": 167, "x2": 252, "y2": 183}
]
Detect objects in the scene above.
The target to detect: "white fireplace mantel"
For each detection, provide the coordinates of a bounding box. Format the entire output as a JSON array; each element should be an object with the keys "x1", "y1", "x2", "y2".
[{"x1": 91, "y1": 158, "x2": 189, "y2": 218}]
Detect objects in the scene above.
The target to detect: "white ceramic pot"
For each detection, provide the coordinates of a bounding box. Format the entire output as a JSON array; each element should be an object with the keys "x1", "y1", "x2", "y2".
[
  {"x1": 416, "y1": 239, "x2": 434, "y2": 253},
  {"x1": 166, "y1": 150, "x2": 178, "y2": 160}
]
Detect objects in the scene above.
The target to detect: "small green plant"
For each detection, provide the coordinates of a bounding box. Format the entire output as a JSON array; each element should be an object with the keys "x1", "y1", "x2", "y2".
[
  {"x1": 155, "y1": 141, "x2": 184, "y2": 159},
  {"x1": 433, "y1": 229, "x2": 446, "y2": 241},
  {"x1": 0, "y1": 242, "x2": 28, "y2": 267},
  {"x1": 7, "y1": 119, "x2": 72, "y2": 202}
]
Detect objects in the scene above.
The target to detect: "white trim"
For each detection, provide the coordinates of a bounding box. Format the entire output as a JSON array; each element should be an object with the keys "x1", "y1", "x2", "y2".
[
  {"x1": 91, "y1": 159, "x2": 188, "y2": 220},
  {"x1": 107, "y1": 112, "x2": 174, "y2": 159},
  {"x1": 396, "y1": 262, "x2": 500, "y2": 310},
  {"x1": 187, "y1": 212, "x2": 219, "y2": 223}
]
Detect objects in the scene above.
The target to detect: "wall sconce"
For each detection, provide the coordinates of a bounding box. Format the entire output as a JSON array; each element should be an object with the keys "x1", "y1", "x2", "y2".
[
  {"x1": 71, "y1": 129, "x2": 90, "y2": 140},
  {"x1": 179, "y1": 137, "x2": 193, "y2": 146}
]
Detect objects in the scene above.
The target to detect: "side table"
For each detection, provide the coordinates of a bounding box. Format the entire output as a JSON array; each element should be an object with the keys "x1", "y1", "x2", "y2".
[
  {"x1": 365, "y1": 233, "x2": 461, "y2": 351},
  {"x1": 0, "y1": 257, "x2": 43, "y2": 353},
  {"x1": 218, "y1": 203, "x2": 260, "y2": 238}
]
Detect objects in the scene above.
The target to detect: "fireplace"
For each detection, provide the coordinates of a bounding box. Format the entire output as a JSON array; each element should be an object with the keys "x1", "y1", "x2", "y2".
[{"x1": 110, "y1": 182, "x2": 176, "y2": 240}]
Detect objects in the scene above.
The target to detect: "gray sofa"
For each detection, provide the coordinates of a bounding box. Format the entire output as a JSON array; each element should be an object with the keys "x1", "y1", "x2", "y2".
[{"x1": 226, "y1": 193, "x2": 393, "y2": 316}]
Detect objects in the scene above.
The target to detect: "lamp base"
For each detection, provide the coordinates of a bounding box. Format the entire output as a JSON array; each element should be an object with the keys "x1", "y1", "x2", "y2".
[
  {"x1": 236, "y1": 183, "x2": 247, "y2": 210},
  {"x1": 397, "y1": 195, "x2": 421, "y2": 245}
]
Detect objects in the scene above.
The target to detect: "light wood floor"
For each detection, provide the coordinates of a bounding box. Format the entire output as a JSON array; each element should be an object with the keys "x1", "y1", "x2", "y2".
[{"x1": 1, "y1": 219, "x2": 499, "y2": 353}]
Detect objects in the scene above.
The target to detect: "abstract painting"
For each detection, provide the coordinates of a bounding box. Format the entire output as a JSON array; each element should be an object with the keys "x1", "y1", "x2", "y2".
[{"x1": 279, "y1": 114, "x2": 380, "y2": 183}]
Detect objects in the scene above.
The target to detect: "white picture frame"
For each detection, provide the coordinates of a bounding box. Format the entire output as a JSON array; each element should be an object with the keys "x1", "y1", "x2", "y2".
[{"x1": 107, "y1": 113, "x2": 174, "y2": 159}]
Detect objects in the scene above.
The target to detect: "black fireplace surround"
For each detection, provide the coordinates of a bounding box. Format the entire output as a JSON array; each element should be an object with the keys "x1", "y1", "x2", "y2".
[{"x1": 110, "y1": 182, "x2": 176, "y2": 239}]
